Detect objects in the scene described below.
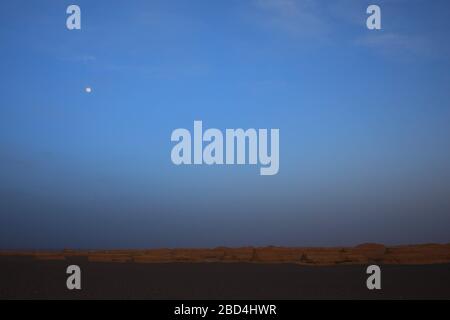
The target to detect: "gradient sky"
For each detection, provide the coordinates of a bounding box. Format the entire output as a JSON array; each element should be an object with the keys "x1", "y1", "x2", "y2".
[{"x1": 1, "y1": 0, "x2": 450, "y2": 249}]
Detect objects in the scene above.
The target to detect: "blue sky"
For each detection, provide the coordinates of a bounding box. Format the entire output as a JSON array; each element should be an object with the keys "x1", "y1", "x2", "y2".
[{"x1": 1, "y1": 0, "x2": 450, "y2": 249}]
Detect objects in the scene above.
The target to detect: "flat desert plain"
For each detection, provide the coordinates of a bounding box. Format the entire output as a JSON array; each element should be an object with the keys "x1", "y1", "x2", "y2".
[{"x1": 1, "y1": 243, "x2": 449, "y2": 299}]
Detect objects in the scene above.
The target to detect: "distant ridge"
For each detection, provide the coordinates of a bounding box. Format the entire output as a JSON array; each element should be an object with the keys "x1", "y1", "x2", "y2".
[{"x1": 1, "y1": 243, "x2": 450, "y2": 265}]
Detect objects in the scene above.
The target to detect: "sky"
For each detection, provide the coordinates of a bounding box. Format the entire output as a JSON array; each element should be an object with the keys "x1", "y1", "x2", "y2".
[{"x1": 0, "y1": 0, "x2": 450, "y2": 249}]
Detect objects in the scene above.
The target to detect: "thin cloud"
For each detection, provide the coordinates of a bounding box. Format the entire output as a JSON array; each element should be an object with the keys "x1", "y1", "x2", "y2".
[{"x1": 252, "y1": 0, "x2": 330, "y2": 39}]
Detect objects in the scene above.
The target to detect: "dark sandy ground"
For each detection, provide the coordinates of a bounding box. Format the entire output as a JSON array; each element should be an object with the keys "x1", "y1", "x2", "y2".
[{"x1": 0, "y1": 257, "x2": 449, "y2": 299}]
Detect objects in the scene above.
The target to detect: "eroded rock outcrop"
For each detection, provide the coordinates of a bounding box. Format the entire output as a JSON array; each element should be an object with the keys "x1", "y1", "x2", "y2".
[{"x1": 1, "y1": 243, "x2": 449, "y2": 265}]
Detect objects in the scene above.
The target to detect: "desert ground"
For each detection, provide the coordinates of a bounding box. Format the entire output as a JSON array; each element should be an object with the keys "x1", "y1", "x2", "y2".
[{"x1": 1, "y1": 243, "x2": 449, "y2": 299}]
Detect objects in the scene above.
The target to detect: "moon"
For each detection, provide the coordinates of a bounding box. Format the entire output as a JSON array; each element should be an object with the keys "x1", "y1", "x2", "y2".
[{"x1": 85, "y1": 87, "x2": 92, "y2": 93}]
